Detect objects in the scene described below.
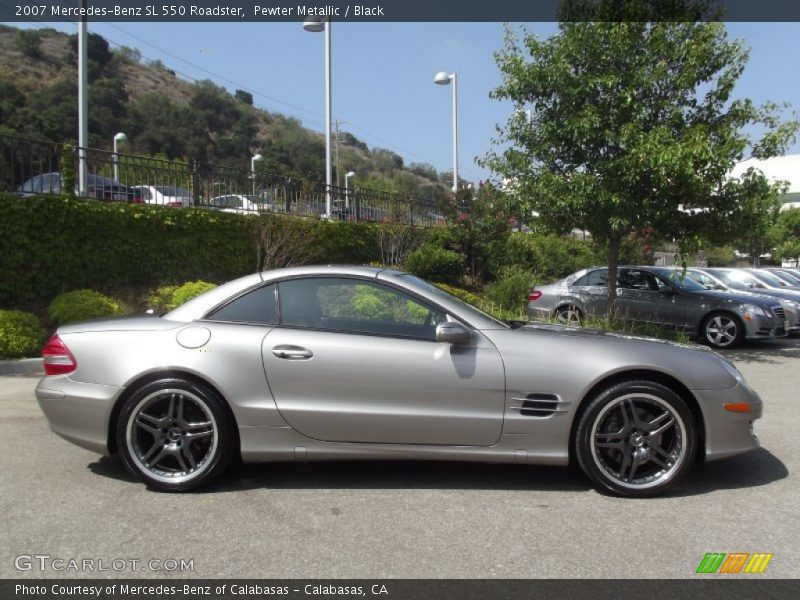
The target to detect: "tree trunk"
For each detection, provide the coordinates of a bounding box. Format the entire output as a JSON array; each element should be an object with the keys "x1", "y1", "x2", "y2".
[{"x1": 607, "y1": 233, "x2": 620, "y2": 322}]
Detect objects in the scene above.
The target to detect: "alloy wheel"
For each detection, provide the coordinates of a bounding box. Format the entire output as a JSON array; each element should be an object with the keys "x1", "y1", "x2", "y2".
[
  {"x1": 589, "y1": 393, "x2": 687, "y2": 491},
  {"x1": 705, "y1": 314, "x2": 739, "y2": 348},
  {"x1": 125, "y1": 389, "x2": 218, "y2": 485}
]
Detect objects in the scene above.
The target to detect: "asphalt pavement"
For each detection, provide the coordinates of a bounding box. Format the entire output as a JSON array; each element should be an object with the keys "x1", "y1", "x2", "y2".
[{"x1": 1, "y1": 339, "x2": 798, "y2": 579}]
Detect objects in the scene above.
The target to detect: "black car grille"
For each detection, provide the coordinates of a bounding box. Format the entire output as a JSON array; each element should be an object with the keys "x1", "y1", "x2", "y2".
[{"x1": 773, "y1": 306, "x2": 786, "y2": 320}]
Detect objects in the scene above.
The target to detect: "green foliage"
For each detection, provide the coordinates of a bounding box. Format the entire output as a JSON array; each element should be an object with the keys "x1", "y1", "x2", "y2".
[
  {"x1": 48, "y1": 289, "x2": 121, "y2": 325},
  {"x1": 405, "y1": 245, "x2": 465, "y2": 285},
  {"x1": 432, "y1": 283, "x2": 484, "y2": 307},
  {"x1": 484, "y1": 266, "x2": 537, "y2": 313},
  {"x1": 0, "y1": 194, "x2": 383, "y2": 306},
  {"x1": 60, "y1": 143, "x2": 76, "y2": 197},
  {"x1": 484, "y1": 15, "x2": 799, "y2": 315},
  {"x1": 0, "y1": 310, "x2": 45, "y2": 359},
  {"x1": 703, "y1": 245, "x2": 737, "y2": 267},
  {"x1": 446, "y1": 183, "x2": 512, "y2": 282},
  {"x1": 772, "y1": 208, "x2": 800, "y2": 264},
  {"x1": 172, "y1": 281, "x2": 217, "y2": 308},
  {"x1": 146, "y1": 285, "x2": 179, "y2": 313},
  {"x1": 235, "y1": 90, "x2": 254, "y2": 105},
  {"x1": 502, "y1": 233, "x2": 600, "y2": 282},
  {"x1": 13, "y1": 29, "x2": 43, "y2": 59}
]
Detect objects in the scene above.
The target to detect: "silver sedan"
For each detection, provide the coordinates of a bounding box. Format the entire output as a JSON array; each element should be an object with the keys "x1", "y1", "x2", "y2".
[
  {"x1": 527, "y1": 266, "x2": 788, "y2": 348},
  {"x1": 37, "y1": 266, "x2": 762, "y2": 497}
]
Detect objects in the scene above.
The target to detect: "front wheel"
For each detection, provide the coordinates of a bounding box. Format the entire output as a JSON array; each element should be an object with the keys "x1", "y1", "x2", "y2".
[
  {"x1": 702, "y1": 312, "x2": 744, "y2": 349},
  {"x1": 574, "y1": 380, "x2": 697, "y2": 497},
  {"x1": 116, "y1": 378, "x2": 236, "y2": 492}
]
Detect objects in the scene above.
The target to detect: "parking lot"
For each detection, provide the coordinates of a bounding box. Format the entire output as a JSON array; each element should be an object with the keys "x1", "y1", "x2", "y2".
[{"x1": 1, "y1": 338, "x2": 798, "y2": 579}]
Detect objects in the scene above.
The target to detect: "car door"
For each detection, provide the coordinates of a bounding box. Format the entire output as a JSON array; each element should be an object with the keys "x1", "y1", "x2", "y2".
[
  {"x1": 571, "y1": 268, "x2": 609, "y2": 317},
  {"x1": 616, "y1": 268, "x2": 680, "y2": 325},
  {"x1": 262, "y1": 276, "x2": 506, "y2": 446}
]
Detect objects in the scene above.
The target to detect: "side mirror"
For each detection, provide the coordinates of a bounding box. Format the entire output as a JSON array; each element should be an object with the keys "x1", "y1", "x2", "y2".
[{"x1": 436, "y1": 321, "x2": 473, "y2": 346}]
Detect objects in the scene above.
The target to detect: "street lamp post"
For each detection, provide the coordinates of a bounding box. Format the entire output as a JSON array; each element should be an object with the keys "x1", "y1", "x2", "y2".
[
  {"x1": 434, "y1": 71, "x2": 458, "y2": 194},
  {"x1": 345, "y1": 170, "x2": 355, "y2": 208},
  {"x1": 303, "y1": 17, "x2": 332, "y2": 219},
  {"x1": 251, "y1": 153, "x2": 263, "y2": 195},
  {"x1": 113, "y1": 132, "x2": 127, "y2": 182}
]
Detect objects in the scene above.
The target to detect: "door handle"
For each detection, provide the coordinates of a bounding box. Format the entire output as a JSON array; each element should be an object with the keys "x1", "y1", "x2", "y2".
[{"x1": 272, "y1": 345, "x2": 313, "y2": 360}]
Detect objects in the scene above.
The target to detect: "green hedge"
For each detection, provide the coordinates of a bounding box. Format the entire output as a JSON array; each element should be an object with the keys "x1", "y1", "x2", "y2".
[
  {"x1": 0, "y1": 194, "x2": 381, "y2": 306},
  {"x1": 0, "y1": 309, "x2": 45, "y2": 358}
]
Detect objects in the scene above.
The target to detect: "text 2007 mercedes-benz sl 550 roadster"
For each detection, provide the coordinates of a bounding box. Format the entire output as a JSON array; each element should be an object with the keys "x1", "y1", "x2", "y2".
[{"x1": 36, "y1": 266, "x2": 762, "y2": 496}]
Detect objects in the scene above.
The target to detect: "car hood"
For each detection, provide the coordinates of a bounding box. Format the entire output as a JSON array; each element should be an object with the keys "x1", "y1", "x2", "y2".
[{"x1": 483, "y1": 322, "x2": 737, "y2": 390}]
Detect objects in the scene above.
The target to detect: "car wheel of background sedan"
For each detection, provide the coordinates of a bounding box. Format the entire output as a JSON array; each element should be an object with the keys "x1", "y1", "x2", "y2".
[
  {"x1": 701, "y1": 311, "x2": 744, "y2": 349},
  {"x1": 555, "y1": 305, "x2": 582, "y2": 325},
  {"x1": 116, "y1": 378, "x2": 235, "y2": 492},
  {"x1": 574, "y1": 380, "x2": 697, "y2": 498}
]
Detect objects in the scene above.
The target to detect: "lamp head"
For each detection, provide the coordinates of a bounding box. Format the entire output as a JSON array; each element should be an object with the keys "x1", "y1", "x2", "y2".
[
  {"x1": 114, "y1": 132, "x2": 127, "y2": 142},
  {"x1": 303, "y1": 18, "x2": 326, "y2": 32},
  {"x1": 434, "y1": 72, "x2": 452, "y2": 85}
]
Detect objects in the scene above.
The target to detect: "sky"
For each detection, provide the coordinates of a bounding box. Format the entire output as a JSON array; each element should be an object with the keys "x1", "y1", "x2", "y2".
[{"x1": 6, "y1": 19, "x2": 800, "y2": 185}]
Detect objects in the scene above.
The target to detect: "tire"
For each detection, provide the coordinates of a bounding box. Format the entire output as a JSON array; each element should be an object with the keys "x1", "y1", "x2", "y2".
[
  {"x1": 555, "y1": 305, "x2": 582, "y2": 325},
  {"x1": 116, "y1": 378, "x2": 236, "y2": 492},
  {"x1": 574, "y1": 380, "x2": 697, "y2": 498},
  {"x1": 701, "y1": 311, "x2": 744, "y2": 349}
]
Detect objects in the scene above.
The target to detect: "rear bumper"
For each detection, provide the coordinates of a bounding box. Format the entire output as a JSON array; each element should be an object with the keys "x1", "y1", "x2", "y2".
[
  {"x1": 35, "y1": 376, "x2": 122, "y2": 455},
  {"x1": 695, "y1": 383, "x2": 762, "y2": 461}
]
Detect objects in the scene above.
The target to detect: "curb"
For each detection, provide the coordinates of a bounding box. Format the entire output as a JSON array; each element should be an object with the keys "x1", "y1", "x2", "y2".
[{"x1": 0, "y1": 358, "x2": 43, "y2": 376}]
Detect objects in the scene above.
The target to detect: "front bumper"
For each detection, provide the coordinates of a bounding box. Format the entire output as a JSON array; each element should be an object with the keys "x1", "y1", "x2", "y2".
[
  {"x1": 35, "y1": 376, "x2": 122, "y2": 455},
  {"x1": 696, "y1": 382, "x2": 762, "y2": 461},
  {"x1": 742, "y1": 313, "x2": 788, "y2": 340}
]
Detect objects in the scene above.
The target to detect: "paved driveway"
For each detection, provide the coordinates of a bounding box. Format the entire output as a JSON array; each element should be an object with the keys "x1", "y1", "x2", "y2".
[{"x1": 1, "y1": 339, "x2": 798, "y2": 579}]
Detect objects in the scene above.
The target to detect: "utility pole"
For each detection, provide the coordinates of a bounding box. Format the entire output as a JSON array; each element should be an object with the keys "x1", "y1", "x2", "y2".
[{"x1": 334, "y1": 119, "x2": 346, "y2": 188}]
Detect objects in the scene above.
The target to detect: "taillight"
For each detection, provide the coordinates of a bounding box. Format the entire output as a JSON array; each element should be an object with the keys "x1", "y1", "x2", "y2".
[
  {"x1": 42, "y1": 335, "x2": 77, "y2": 376},
  {"x1": 528, "y1": 290, "x2": 542, "y2": 301}
]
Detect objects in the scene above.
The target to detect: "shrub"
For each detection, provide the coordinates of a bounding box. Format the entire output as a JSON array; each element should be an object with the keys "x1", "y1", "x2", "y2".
[
  {"x1": 146, "y1": 285, "x2": 179, "y2": 313},
  {"x1": 502, "y1": 233, "x2": 599, "y2": 283},
  {"x1": 13, "y1": 30, "x2": 43, "y2": 59},
  {"x1": 432, "y1": 283, "x2": 484, "y2": 307},
  {"x1": 404, "y1": 245, "x2": 465, "y2": 285},
  {"x1": 49, "y1": 289, "x2": 121, "y2": 325},
  {"x1": 484, "y1": 266, "x2": 537, "y2": 313},
  {"x1": 172, "y1": 281, "x2": 217, "y2": 308},
  {"x1": 0, "y1": 310, "x2": 46, "y2": 358}
]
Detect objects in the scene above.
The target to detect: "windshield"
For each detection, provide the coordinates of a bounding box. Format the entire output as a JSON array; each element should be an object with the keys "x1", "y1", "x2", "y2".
[
  {"x1": 155, "y1": 186, "x2": 192, "y2": 197},
  {"x1": 707, "y1": 269, "x2": 760, "y2": 290},
  {"x1": 750, "y1": 270, "x2": 788, "y2": 287},
  {"x1": 400, "y1": 275, "x2": 508, "y2": 329}
]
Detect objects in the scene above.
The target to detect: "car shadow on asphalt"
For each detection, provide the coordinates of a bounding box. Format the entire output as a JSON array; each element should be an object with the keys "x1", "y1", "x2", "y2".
[
  {"x1": 718, "y1": 336, "x2": 800, "y2": 364},
  {"x1": 88, "y1": 447, "x2": 787, "y2": 497}
]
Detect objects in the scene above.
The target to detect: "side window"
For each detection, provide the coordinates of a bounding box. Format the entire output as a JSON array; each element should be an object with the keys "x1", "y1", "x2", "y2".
[
  {"x1": 574, "y1": 270, "x2": 608, "y2": 287},
  {"x1": 207, "y1": 284, "x2": 277, "y2": 324},
  {"x1": 618, "y1": 269, "x2": 657, "y2": 290},
  {"x1": 278, "y1": 277, "x2": 446, "y2": 339}
]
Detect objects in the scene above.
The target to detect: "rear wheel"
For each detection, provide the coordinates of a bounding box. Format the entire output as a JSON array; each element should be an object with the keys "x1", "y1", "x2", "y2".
[
  {"x1": 116, "y1": 378, "x2": 235, "y2": 492},
  {"x1": 702, "y1": 311, "x2": 744, "y2": 349},
  {"x1": 555, "y1": 305, "x2": 582, "y2": 325},
  {"x1": 574, "y1": 380, "x2": 697, "y2": 497}
]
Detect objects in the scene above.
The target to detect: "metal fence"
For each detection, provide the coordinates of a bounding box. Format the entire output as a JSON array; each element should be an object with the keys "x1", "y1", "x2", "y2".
[{"x1": 0, "y1": 134, "x2": 445, "y2": 227}]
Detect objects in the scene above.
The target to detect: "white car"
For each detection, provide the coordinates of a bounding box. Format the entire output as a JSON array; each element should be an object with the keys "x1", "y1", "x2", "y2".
[
  {"x1": 210, "y1": 194, "x2": 270, "y2": 214},
  {"x1": 131, "y1": 185, "x2": 194, "y2": 208}
]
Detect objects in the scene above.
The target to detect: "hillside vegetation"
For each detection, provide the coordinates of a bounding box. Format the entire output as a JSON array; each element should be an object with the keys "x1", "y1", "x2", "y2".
[{"x1": 0, "y1": 25, "x2": 450, "y2": 203}]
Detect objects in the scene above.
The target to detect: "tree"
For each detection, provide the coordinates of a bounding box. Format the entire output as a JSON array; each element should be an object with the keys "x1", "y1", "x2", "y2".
[
  {"x1": 13, "y1": 29, "x2": 43, "y2": 59},
  {"x1": 483, "y1": 4, "x2": 798, "y2": 317},
  {"x1": 773, "y1": 208, "x2": 800, "y2": 266},
  {"x1": 235, "y1": 89, "x2": 254, "y2": 105}
]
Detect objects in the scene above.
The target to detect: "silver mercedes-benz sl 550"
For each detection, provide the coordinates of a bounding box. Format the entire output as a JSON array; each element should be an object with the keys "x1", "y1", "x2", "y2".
[{"x1": 36, "y1": 266, "x2": 762, "y2": 497}]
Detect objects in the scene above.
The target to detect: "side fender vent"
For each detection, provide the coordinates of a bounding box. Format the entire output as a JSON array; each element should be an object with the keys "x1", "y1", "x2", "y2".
[{"x1": 512, "y1": 393, "x2": 571, "y2": 418}]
